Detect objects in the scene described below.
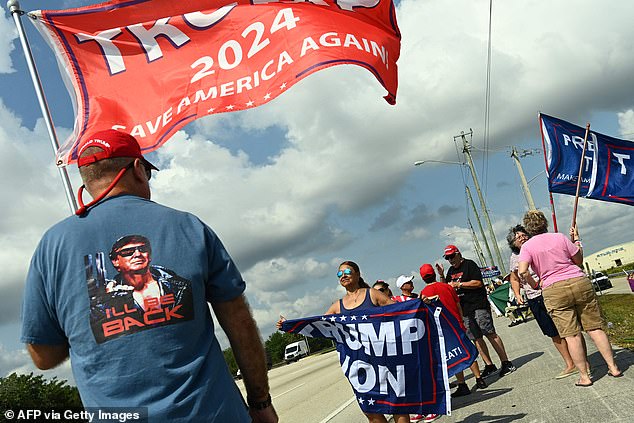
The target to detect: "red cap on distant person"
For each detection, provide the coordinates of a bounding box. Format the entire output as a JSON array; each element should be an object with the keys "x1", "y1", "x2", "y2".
[
  {"x1": 76, "y1": 129, "x2": 158, "y2": 171},
  {"x1": 443, "y1": 245, "x2": 460, "y2": 258},
  {"x1": 419, "y1": 264, "x2": 435, "y2": 280}
]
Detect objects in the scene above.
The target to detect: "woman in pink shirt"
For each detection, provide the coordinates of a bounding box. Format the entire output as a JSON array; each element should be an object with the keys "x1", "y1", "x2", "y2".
[{"x1": 517, "y1": 211, "x2": 622, "y2": 387}]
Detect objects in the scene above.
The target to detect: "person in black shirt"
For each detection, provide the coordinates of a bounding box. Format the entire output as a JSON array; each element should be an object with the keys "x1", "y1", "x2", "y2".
[{"x1": 436, "y1": 245, "x2": 515, "y2": 378}]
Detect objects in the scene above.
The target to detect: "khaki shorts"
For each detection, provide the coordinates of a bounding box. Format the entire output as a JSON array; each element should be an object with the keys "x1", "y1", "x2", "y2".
[{"x1": 542, "y1": 276, "x2": 605, "y2": 338}]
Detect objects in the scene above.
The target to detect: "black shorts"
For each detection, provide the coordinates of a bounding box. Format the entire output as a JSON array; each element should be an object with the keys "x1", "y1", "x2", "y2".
[
  {"x1": 527, "y1": 295, "x2": 559, "y2": 338},
  {"x1": 462, "y1": 308, "x2": 496, "y2": 340}
]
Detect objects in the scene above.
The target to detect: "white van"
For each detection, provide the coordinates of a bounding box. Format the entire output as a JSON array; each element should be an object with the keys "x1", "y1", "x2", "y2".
[{"x1": 284, "y1": 340, "x2": 309, "y2": 363}]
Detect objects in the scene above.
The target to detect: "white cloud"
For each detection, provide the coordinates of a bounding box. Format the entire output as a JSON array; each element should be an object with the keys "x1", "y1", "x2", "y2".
[
  {"x1": 0, "y1": 13, "x2": 17, "y2": 74},
  {"x1": 617, "y1": 109, "x2": 634, "y2": 139},
  {"x1": 2, "y1": 0, "x2": 634, "y2": 352}
]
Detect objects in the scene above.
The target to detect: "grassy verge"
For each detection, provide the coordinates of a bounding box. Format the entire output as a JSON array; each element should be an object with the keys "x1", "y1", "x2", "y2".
[{"x1": 598, "y1": 294, "x2": 634, "y2": 351}]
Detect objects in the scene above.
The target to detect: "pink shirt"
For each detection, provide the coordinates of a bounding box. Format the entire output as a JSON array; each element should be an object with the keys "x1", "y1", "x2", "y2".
[{"x1": 518, "y1": 232, "x2": 584, "y2": 289}]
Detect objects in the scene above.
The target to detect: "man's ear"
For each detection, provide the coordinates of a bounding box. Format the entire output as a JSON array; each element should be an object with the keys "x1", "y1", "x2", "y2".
[{"x1": 132, "y1": 158, "x2": 147, "y2": 181}]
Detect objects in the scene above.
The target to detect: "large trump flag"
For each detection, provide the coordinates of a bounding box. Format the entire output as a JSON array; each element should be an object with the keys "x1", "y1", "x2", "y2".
[
  {"x1": 280, "y1": 299, "x2": 478, "y2": 416},
  {"x1": 29, "y1": 0, "x2": 401, "y2": 166},
  {"x1": 540, "y1": 113, "x2": 634, "y2": 206}
]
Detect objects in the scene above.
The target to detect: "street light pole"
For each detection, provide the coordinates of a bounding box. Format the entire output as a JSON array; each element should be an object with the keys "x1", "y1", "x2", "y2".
[
  {"x1": 413, "y1": 159, "x2": 495, "y2": 268},
  {"x1": 456, "y1": 131, "x2": 507, "y2": 274},
  {"x1": 511, "y1": 147, "x2": 537, "y2": 210}
]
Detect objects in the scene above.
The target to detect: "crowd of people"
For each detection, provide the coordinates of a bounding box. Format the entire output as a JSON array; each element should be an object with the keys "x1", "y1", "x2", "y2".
[
  {"x1": 278, "y1": 209, "x2": 623, "y2": 423},
  {"x1": 21, "y1": 129, "x2": 622, "y2": 423}
]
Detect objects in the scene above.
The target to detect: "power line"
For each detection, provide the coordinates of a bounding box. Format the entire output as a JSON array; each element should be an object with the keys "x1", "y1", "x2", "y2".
[{"x1": 481, "y1": 0, "x2": 494, "y2": 197}]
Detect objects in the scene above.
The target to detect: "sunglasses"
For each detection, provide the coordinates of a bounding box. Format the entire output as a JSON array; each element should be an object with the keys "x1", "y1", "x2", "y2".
[
  {"x1": 124, "y1": 160, "x2": 152, "y2": 180},
  {"x1": 116, "y1": 245, "x2": 150, "y2": 257},
  {"x1": 337, "y1": 268, "x2": 353, "y2": 278},
  {"x1": 445, "y1": 253, "x2": 457, "y2": 260},
  {"x1": 375, "y1": 287, "x2": 386, "y2": 292}
]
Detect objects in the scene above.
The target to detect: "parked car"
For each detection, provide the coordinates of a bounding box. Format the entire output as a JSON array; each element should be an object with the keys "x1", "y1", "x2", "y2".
[{"x1": 591, "y1": 272, "x2": 613, "y2": 291}]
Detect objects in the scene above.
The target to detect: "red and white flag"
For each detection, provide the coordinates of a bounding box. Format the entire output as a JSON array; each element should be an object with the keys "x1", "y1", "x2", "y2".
[{"x1": 30, "y1": 0, "x2": 401, "y2": 166}]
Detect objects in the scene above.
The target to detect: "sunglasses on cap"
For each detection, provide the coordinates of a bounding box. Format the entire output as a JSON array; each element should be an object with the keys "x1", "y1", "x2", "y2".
[
  {"x1": 337, "y1": 268, "x2": 353, "y2": 278},
  {"x1": 445, "y1": 253, "x2": 457, "y2": 260},
  {"x1": 116, "y1": 245, "x2": 150, "y2": 257}
]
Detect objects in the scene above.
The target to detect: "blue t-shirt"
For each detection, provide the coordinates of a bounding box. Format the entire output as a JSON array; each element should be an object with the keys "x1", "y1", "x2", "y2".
[{"x1": 21, "y1": 195, "x2": 249, "y2": 422}]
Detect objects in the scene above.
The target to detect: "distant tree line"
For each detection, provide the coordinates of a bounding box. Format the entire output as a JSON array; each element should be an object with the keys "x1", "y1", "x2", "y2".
[
  {"x1": 223, "y1": 331, "x2": 334, "y2": 376},
  {"x1": 0, "y1": 373, "x2": 83, "y2": 420}
]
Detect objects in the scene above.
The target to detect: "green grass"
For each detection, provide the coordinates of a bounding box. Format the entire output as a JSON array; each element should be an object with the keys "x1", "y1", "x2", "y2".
[{"x1": 598, "y1": 294, "x2": 634, "y2": 351}]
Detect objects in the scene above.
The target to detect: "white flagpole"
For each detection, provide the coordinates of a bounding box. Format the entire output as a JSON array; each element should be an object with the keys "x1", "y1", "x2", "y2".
[{"x1": 7, "y1": 0, "x2": 77, "y2": 214}]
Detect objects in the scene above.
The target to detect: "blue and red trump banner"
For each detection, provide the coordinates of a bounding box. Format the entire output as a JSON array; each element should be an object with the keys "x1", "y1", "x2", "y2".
[
  {"x1": 280, "y1": 299, "x2": 478, "y2": 416},
  {"x1": 29, "y1": 0, "x2": 401, "y2": 166},
  {"x1": 540, "y1": 113, "x2": 634, "y2": 206}
]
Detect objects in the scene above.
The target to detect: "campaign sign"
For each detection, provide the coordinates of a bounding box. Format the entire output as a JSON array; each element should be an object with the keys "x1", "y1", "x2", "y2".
[
  {"x1": 480, "y1": 266, "x2": 501, "y2": 279},
  {"x1": 281, "y1": 300, "x2": 477, "y2": 415},
  {"x1": 30, "y1": 0, "x2": 401, "y2": 166},
  {"x1": 540, "y1": 113, "x2": 634, "y2": 206}
]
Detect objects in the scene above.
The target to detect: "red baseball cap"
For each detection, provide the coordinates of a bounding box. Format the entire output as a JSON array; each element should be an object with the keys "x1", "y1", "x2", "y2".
[
  {"x1": 419, "y1": 264, "x2": 435, "y2": 281},
  {"x1": 77, "y1": 129, "x2": 158, "y2": 171},
  {"x1": 443, "y1": 245, "x2": 460, "y2": 258}
]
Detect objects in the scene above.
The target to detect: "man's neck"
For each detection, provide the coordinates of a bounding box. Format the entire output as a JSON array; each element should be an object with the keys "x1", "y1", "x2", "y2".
[{"x1": 124, "y1": 272, "x2": 155, "y2": 291}]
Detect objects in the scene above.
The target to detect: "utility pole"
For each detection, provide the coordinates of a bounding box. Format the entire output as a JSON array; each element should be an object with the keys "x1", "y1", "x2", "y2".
[
  {"x1": 468, "y1": 218, "x2": 487, "y2": 267},
  {"x1": 456, "y1": 130, "x2": 507, "y2": 274},
  {"x1": 510, "y1": 147, "x2": 537, "y2": 210},
  {"x1": 465, "y1": 186, "x2": 494, "y2": 267}
]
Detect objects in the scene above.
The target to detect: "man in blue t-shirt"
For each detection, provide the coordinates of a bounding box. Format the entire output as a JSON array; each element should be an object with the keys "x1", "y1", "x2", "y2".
[{"x1": 21, "y1": 129, "x2": 278, "y2": 422}]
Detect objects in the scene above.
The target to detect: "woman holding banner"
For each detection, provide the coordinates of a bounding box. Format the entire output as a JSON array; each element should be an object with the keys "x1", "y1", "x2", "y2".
[
  {"x1": 518, "y1": 211, "x2": 622, "y2": 387},
  {"x1": 278, "y1": 261, "x2": 420, "y2": 423}
]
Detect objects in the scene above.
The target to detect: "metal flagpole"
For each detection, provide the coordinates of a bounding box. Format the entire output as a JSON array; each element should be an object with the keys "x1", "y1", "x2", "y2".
[
  {"x1": 7, "y1": 0, "x2": 77, "y2": 214},
  {"x1": 537, "y1": 113, "x2": 559, "y2": 232},
  {"x1": 571, "y1": 123, "x2": 591, "y2": 232}
]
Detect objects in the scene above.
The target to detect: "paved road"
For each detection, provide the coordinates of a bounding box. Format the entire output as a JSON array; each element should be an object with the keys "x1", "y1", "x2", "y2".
[{"x1": 241, "y1": 277, "x2": 633, "y2": 422}]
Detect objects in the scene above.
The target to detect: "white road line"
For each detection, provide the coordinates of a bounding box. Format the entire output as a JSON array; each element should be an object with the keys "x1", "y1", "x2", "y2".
[
  {"x1": 318, "y1": 396, "x2": 356, "y2": 423},
  {"x1": 272, "y1": 383, "x2": 305, "y2": 399}
]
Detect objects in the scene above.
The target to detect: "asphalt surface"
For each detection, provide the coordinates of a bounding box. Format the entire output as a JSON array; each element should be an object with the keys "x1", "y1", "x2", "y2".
[{"x1": 425, "y1": 275, "x2": 634, "y2": 423}]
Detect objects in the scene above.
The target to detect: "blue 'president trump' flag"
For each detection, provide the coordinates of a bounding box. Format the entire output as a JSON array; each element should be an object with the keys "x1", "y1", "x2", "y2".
[
  {"x1": 280, "y1": 299, "x2": 477, "y2": 416},
  {"x1": 540, "y1": 113, "x2": 634, "y2": 206}
]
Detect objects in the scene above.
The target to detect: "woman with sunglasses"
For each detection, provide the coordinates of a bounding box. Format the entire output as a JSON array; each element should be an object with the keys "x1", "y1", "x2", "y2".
[
  {"x1": 278, "y1": 261, "x2": 415, "y2": 423},
  {"x1": 323, "y1": 261, "x2": 395, "y2": 316},
  {"x1": 327, "y1": 261, "x2": 414, "y2": 423}
]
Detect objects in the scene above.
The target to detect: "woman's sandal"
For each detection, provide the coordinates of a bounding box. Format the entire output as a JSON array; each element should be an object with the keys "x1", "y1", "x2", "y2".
[
  {"x1": 608, "y1": 371, "x2": 623, "y2": 378},
  {"x1": 575, "y1": 380, "x2": 593, "y2": 387}
]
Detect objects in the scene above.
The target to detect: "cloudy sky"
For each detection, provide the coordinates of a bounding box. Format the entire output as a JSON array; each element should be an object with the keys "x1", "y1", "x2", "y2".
[{"x1": 1, "y1": 0, "x2": 634, "y2": 383}]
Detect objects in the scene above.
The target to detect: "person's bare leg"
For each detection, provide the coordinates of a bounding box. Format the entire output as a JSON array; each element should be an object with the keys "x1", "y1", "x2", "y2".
[
  {"x1": 455, "y1": 371, "x2": 465, "y2": 384},
  {"x1": 393, "y1": 414, "x2": 411, "y2": 423},
  {"x1": 565, "y1": 333, "x2": 591, "y2": 385},
  {"x1": 581, "y1": 334, "x2": 591, "y2": 371},
  {"x1": 474, "y1": 337, "x2": 493, "y2": 366},
  {"x1": 586, "y1": 329, "x2": 621, "y2": 375},
  {"x1": 551, "y1": 335, "x2": 575, "y2": 370},
  {"x1": 484, "y1": 332, "x2": 509, "y2": 362},
  {"x1": 470, "y1": 361, "x2": 482, "y2": 378},
  {"x1": 365, "y1": 413, "x2": 389, "y2": 423}
]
